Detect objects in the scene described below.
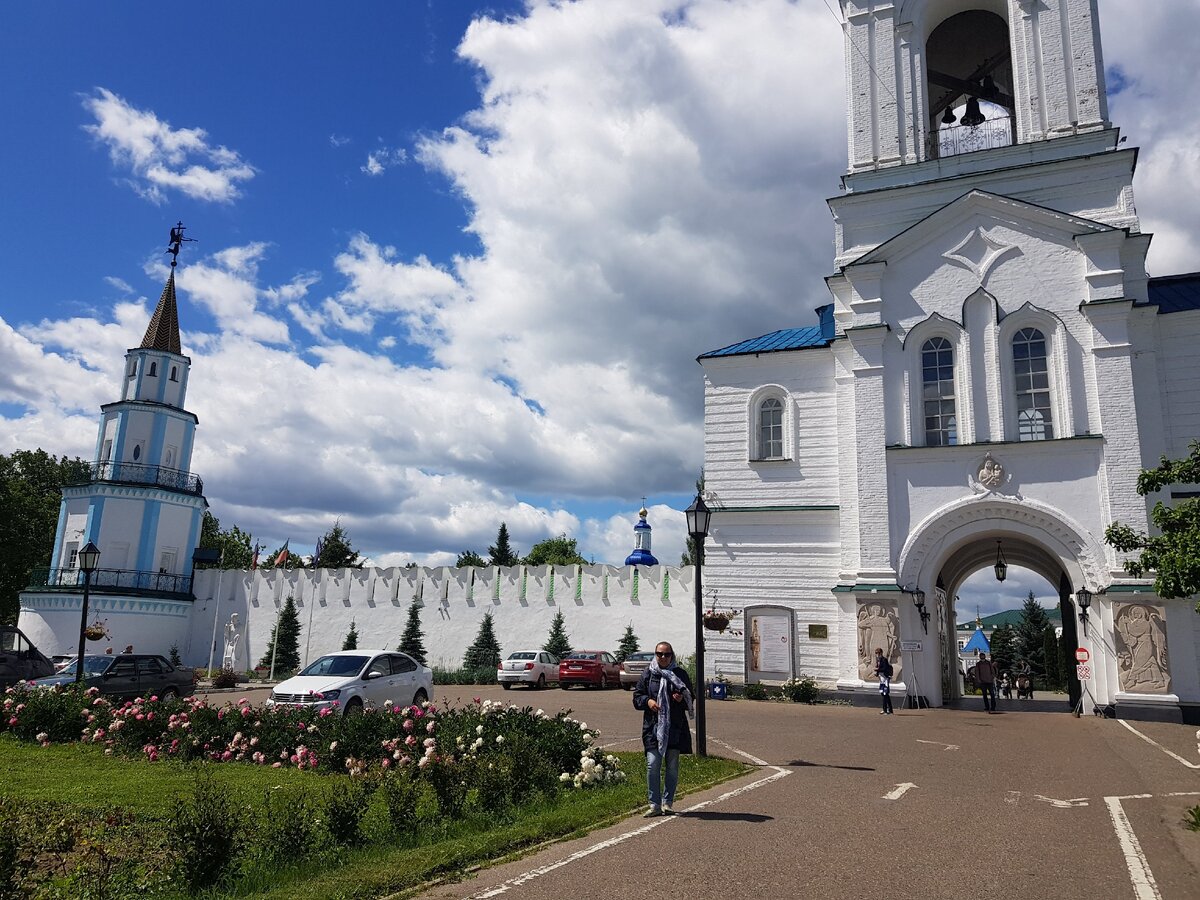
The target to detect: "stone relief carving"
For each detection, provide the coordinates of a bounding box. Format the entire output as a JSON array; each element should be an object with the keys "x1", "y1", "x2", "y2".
[
  {"x1": 943, "y1": 227, "x2": 1018, "y2": 284},
  {"x1": 1113, "y1": 602, "x2": 1171, "y2": 694},
  {"x1": 857, "y1": 601, "x2": 902, "y2": 682},
  {"x1": 968, "y1": 452, "x2": 1011, "y2": 494}
]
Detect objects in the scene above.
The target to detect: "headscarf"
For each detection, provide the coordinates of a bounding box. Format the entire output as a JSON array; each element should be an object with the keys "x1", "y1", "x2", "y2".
[{"x1": 648, "y1": 656, "x2": 694, "y2": 754}]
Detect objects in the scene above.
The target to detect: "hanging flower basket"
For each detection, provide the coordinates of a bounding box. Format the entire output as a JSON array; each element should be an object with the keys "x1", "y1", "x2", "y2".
[
  {"x1": 703, "y1": 613, "x2": 732, "y2": 633},
  {"x1": 84, "y1": 621, "x2": 110, "y2": 641}
]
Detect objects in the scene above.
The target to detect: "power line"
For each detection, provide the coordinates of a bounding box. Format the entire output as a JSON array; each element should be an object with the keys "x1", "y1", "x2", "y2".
[{"x1": 817, "y1": 0, "x2": 898, "y2": 104}]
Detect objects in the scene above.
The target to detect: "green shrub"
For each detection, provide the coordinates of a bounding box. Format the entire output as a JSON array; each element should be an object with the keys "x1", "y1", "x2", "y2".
[
  {"x1": 426, "y1": 756, "x2": 472, "y2": 818},
  {"x1": 380, "y1": 769, "x2": 423, "y2": 836},
  {"x1": 743, "y1": 682, "x2": 768, "y2": 701},
  {"x1": 1186, "y1": 805, "x2": 1200, "y2": 832},
  {"x1": 0, "y1": 798, "x2": 22, "y2": 899},
  {"x1": 255, "y1": 786, "x2": 319, "y2": 864},
  {"x1": 212, "y1": 667, "x2": 239, "y2": 689},
  {"x1": 779, "y1": 675, "x2": 820, "y2": 704},
  {"x1": 172, "y1": 773, "x2": 242, "y2": 892},
  {"x1": 324, "y1": 778, "x2": 376, "y2": 846},
  {"x1": 432, "y1": 667, "x2": 497, "y2": 685}
]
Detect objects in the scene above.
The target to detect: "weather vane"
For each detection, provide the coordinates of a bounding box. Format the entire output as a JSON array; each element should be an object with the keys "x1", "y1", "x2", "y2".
[{"x1": 166, "y1": 221, "x2": 197, "y2": 267}]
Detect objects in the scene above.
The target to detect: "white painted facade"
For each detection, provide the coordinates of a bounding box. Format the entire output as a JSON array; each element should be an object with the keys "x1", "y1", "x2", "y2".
[{"x1": 699, "y1": 0, "x2": 1200, "y2": 721}]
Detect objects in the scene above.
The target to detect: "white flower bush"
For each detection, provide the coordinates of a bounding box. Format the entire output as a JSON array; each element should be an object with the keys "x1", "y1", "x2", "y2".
[{"x1": 563, "y1": 747, "x2": 625, "y2": 788}]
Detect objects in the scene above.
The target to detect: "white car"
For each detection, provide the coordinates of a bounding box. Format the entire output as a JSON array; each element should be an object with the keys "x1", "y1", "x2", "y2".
[
  {"x1": 267, "y1": 650, "x2": 432, "y2": 714},
  {"x1": 497, "y1": 650, "x2": 559, "y2": 690}
]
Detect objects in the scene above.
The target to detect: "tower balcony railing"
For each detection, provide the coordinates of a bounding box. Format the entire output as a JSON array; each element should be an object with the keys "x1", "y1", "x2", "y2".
[
  {"x1": 70, "y1": 461, "x2": 204, "y2": 496},
  {"x1": 927, "y1": 116, "x2": 1014, "y2": 160},
  {"x1": 26, "y1": 567, "x2": 193, "y2": 601}
]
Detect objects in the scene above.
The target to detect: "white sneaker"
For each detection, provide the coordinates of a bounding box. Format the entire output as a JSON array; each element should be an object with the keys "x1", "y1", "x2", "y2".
[{"x1": 662, "y1": 803, "x2": 675, "y2": 815}]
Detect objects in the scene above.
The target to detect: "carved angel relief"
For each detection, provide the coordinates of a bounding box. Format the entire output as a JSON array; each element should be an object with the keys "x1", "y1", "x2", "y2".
[{"x1": 1113, "y1": 602, "x2": 1171, "y2": 694}]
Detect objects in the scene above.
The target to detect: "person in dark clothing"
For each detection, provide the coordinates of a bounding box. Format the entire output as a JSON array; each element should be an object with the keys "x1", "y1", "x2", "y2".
[
  {"x1": 975, "y1": 652, "x2": 998, "y2": 713},
  {"x1": 874, "y1": 647, "x2": 894, "y2": 715},
  {"x1": 632, "y1": 641, "x2": 694, "y2": 817}
]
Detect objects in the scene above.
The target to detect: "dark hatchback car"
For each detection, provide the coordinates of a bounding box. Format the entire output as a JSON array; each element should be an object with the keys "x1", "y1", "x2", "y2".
[
  {"x1": 0, "y1": 626, "x2": 55, "y2": 689},
  {"x1": 33, "y1": 654, "x2": 195, "y2": 701}
]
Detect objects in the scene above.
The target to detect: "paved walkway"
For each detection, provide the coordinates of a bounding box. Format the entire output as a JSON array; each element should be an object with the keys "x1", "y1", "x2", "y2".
[{"x1": 403, "y1": 686, "x2": 1200, "y2": 900}]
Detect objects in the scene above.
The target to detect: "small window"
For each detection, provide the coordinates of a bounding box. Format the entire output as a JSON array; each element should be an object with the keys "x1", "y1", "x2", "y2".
[
  {"x1": 132, "y1": 444, "x2": 142, "y2": 462},
  {"x1": 147, "y1": 361, "x2": 157, "y2": 377},
  {"x1": 127, "y1": 360, "x2": 137, "y2": 378},
  {"x1": 137, "y1": 657, "x2": 164, "y2": 675},
  {"x1": 169, "y1": 365, "x2": 178, "y2": 382},
  {"x1": 111, "y1": 660, "x2": 136, "y2": 677},
  {"x1": 365, "y1": 656, "x2": 390, "y2": 678},
  {"x1": 392, "y1": 654, "x2": 417, "y2": 673},
  {"x1": 757, "y1": 397, "x2": 784, "y2": 459},
  {"x1": 921, "y1": 337, "x2": 957, "y2": 446},
  {"x1": 1013, "y1": 328, "x2": 1053, "y2": 440}
]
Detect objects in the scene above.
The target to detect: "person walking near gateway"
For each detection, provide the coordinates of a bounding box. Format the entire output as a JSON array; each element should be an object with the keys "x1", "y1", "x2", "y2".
[
  {"x1": 873, "y1": 647, "x2": 893, "y2": 715},
  {"x1": 633, "y1": 641, "x2": 694, "y2": 817},
  {"x1": 976, "y1": 651, "x2": 998, "y2": 713}
]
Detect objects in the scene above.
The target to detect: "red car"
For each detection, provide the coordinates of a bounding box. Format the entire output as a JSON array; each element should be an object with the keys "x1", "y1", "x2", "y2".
[{"x1": 558, "y1": 651, "x2": 621, "y2": 689}]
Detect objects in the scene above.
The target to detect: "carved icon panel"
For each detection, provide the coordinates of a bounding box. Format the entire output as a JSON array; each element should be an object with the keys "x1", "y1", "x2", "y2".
[
  {"x1": 1113, "y1": 602, "x2": 1171, "y2": 694},
  {"x1": 857, "y1": 601, "x2": 902, "y2": 682}
]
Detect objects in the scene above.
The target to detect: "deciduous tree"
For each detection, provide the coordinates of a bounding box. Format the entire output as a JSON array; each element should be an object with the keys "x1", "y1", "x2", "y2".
[
  {"x1": 523, "y1": 535, "x2": 587, "y2": 567},
  {"x1": 456, "y1": 550, "x2": 487, "y2": 568},
  {"x1": 1106, "y1": 439, "x2": 1200, "y2": 611},
  {"x1": 197, "y1": 511, "x2": 254, "y2": 569},
  {"x1": 0, "y1": 449, "x2": 90, "y2": 625}
]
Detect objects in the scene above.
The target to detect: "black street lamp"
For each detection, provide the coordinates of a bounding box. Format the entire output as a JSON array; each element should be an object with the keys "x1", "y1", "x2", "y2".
[
  {"x1": 909, "y1": 588, "x2": 930, "y2": 634},
  {"x1": 1076, "y1": 588, "x2": 1092, "y2": 637},
  {"x1": 994, "y1": 540, "x2": 1007, "y2": 583},
  {"x1": 685, "y1": 492, "x2": 712, "y2": 757},
  {"x1": 74, "y1": 541, "x2": 101, "y2": 684}
]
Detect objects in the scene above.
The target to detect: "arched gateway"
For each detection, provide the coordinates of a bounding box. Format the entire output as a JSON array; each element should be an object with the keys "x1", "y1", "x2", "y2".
[{"x1": 698, "y1": 0, "x2": 1200, "y2": 723}]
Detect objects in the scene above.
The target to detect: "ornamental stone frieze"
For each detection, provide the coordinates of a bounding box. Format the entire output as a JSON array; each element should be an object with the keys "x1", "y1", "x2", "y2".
[{"x1": 1113, "y1": 601, "x2": 1171, "y2": 695}]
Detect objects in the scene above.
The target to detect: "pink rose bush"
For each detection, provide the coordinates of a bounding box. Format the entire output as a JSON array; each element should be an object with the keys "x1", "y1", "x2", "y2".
[{"x1": 0, "y1": 685, "x2": 606, "y2": 797}]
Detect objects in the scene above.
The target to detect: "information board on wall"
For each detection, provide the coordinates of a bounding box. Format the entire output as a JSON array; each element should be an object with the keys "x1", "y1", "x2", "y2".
[{"x1": 750, "y1": 614, "x2": 792, "y2": 673}]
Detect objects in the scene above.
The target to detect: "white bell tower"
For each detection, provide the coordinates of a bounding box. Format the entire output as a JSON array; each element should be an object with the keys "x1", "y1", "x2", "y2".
[{"x1": 841, "y1": 0, "x2": 1110, "y2": 172}]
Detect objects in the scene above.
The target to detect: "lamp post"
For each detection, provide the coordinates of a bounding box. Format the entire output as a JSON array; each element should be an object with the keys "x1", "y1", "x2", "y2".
[
  {"x1": 1076, "y1": 588, "x2": 1092, "y2": 637},
  {"x1": 74, "y1": 541, "x2": 101, "y2": 684},
  {"x1": 685, "y1": 492, "x2": 712, "y2": 757}
]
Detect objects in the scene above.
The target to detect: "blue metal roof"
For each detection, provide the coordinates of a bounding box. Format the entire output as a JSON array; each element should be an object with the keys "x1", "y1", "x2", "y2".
[
  {"x1": 963, "y1": 628, "x2": 991, "y2": 655},
  {"x1": 700, "y1": 305, "x2": 837, "y2": 359},
  {"x1": 1148, "y1": 272, "x2": 1200, "y2": 314}
]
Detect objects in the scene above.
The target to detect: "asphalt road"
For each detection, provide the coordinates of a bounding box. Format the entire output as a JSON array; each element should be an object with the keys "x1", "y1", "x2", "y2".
[{"x1": 204, "y1": 683, "x2": 1200, "y2": 899}]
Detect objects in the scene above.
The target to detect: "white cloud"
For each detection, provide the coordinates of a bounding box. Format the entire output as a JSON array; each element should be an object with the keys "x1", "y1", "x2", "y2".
[
  {"x1": 104, "y1": 276, "x2": 133, "y2": 294},
  {"x1": 5, "y1": 1, "x2": 1195, "y2": 569},
  {"x1": 361, "y1": 146, "x2": 407, "y2": 176},
  {"x1": 82, "y1": 87, "x2": 256, "y2": 204},
  {"x1": 329, "y1": 133, "x2": 352, "y2": 147}
]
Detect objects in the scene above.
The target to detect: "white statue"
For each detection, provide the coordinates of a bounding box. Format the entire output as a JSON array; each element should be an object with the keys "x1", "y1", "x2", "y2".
[{"x1": 222, "y1": 613, "x2": 241, "y2": 671}]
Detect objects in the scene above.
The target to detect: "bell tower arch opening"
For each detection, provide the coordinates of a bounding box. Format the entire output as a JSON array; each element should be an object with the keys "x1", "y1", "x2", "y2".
[{"x1": 925, "y1": 9, "x2": 1014, "y2": 159}]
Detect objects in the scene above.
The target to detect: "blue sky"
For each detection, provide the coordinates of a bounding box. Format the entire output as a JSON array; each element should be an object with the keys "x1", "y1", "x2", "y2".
[{"x1": 1, "y1": 1, "x2": 1197, "y2": 616}]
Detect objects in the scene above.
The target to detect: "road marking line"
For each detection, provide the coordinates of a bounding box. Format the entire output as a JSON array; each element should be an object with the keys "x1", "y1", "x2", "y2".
[
  {"x1": 1105, "y1": 795, "x2": 1162, "y2": 900},
  {"x1": 467, "y1": 749, "x2": 791, "y2": 898},
  {"x1": 710, "y1": 737, "x2": 770, "y2": 767},
  {"x1": 1033, "y1": 794, "x2": 1089, "y2": 808},
  {"x1": 884, "y1": 783, "x2": 916, "y2": 801},
  {"x1": 1118, "y1": 719, "x2": 1200, "y2": 769},
  {"x1": 1167, "y1": 792, "x2": 1200, "y2": 797},
  {"x1": 916, "y1": 739, "x2": 959, "y2": 751},
  {"x1": 1005, "y1": 790, "x2": 1020, "y2": 805}
]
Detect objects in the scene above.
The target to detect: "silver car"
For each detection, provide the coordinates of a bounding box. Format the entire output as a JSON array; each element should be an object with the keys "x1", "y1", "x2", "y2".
[
  {"x1": 620, "y1": 650, "x2": 656, "y2": 690},
  {"x1": 268, "y1": 650, "x2": 432, "y2": 714}
]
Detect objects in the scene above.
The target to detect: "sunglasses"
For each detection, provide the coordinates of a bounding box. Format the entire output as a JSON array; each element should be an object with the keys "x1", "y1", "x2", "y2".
[{"x1": 655, "y1": 651, "x2": 673, "y2": 657}]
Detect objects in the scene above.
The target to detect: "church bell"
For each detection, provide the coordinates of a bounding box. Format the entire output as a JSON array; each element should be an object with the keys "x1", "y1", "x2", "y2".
[{"x1": 961, "y1": 96, "x2": 986, "y2": 127}]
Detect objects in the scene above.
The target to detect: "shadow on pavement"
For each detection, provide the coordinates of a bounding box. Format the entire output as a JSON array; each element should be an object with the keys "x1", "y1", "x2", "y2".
[
  {"x1": 786, "y1": 760, "x2": 875, "y2": 771},
  {"x1": 681, "y1": 811, "x2": 773, "y2": 823}
]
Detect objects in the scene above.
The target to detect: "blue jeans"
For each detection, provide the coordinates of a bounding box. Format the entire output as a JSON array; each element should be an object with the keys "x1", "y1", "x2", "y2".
[
  {"x1": 646, "y1": 748, "x2": 680, "y2": 809},
  {"x1": 980, "y1": 683, "x2": 996, "y2": 711}
]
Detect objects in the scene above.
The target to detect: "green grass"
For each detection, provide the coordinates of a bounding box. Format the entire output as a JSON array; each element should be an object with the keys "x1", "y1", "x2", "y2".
[{"x1": 0, "y1": 737, "x2": 748, "y2": 899}]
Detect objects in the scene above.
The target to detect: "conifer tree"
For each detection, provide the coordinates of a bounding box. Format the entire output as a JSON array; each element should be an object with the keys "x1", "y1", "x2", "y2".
[
  {"x1": 1015, "y1": 591, "x2": 1051, "y2": 675},
  {"x1": 488, "y1": 523, "x2": 520, "y2": 567},
  {"x1": 543, "y1": 610, "x2": 572, "y2": 659},
  {"x1": 398, "y1": 600, "x2": 426, "y2": 665},
  {"x1": 989, "y1": 623, "x2": 1017, "y2": 674},
  {"x1": 1042, "y1": 626, "x2": 1062, "y2": 690},
  {"x1": 259, "y1": 595, "x2": 301, "y2": 675},
  {"x1": 341, "y1": 619, "x2": 359, "y2": 651},
  {"x1": 464, "y1": 610, "x2": 502, "y2": 670},
  {"x1": 616, "y1": 623, "x2": 640, "y2": 662}
]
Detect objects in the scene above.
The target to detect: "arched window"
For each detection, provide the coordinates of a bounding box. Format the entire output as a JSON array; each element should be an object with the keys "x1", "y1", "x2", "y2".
[
  {"x1": 758, "y1": 397, "x2": 784, "y2": 459},
  {"x1": 1013, "y1": 327, "x2": 1053, "y2": 440},
  {"x1": 921, "y1": 337, "x2": 957, "y2": 446},
  {"x1": 127, "y1": 359, "x2": 137, "y2": 378},
  {"x1": 169, "y1": 365, "x2": 178, "y2": 382},
  {"x1": 147, "y1": 361, "x2": 157, "y2": 377}
]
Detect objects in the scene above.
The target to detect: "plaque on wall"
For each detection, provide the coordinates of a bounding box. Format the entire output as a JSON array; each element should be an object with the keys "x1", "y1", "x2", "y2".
[{"x1": 808, "y1": 624, "x2": 828, "y2": 640}]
